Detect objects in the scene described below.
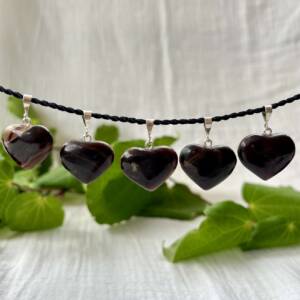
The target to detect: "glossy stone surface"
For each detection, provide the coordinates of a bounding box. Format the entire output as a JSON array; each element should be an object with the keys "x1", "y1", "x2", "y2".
[
  {"x1": 2, "y1": 124, "x2": 53, "y2": 169},
  {"x1": 238, "y1": 134, "x2": 295, "y2": 180},
  {"x1": 121, "y1": 146, "x2": 178, "y2": 191},
  {"x1": 60, "y1": 140, "x2": 114, "y2": 184},
  {"x1": 180, "y1": 144, "x2": 237, "y2": 190}
]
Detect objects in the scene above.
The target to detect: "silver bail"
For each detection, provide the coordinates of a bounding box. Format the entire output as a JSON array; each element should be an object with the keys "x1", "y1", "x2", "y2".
[
  {"x1": 82, "y1": 110, "x2": 92, "y2": 142},
  {"x1": 263, "y1": 105, "x2": 272, "y2": 135},
  {"x1": 22, "y1": 94, "x2": 32, "y2": 126},
  {"x1": 145, "y1": 119, "x2": 154, "y2": 148},
  {"x1": 204, "y1": 116, "x2": 213, "y2": 147}
]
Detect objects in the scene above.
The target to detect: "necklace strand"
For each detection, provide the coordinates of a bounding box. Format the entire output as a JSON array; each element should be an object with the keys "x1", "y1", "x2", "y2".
[{"x1": 0, "y1": 85, "x2": 299, "y2": 125}]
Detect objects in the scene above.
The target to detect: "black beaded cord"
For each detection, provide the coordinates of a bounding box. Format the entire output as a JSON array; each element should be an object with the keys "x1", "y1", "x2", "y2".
[{"x1": 1, "y1": 85, "x2": 300, "y2": 125}]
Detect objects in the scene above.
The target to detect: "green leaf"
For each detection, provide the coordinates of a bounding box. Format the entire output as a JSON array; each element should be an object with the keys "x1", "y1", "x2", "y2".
[
  {"x1": 243, "y1": 183, "x2": 300, "y2": 221},
  {"x1": 88, "y1": 138, "x2": 191, "y2": 224},
  {"x1": 86, "y1": 138, "x2": 204, "y2": 224},
  {"x1": 0, "y1": 145, "x2": 6, "y2": 161},
  {"x1": 87, "y1": 173, "x2": 157, "y2": 224},
  {"x1": 35, "y1": 166, "x2": 84, "y2": 193},
  {"x1": 86, "y1": 139, "x2": 145, "y2": 197},
  {"x1": 7, "y1": 96, "x2": 40, "y2": 124},
  {"x1": 36, "y1": 127, "x2": 56, "y2": 175},
  {"x1": 5, "y1": 192, "x2": 64, "y2": 231},
  {"x1": 86, "y1": 139, "x2": 145, "y2": 223},
  {"x1": 0, "y1": 160, "x2": 18, "y2": 224},
  {"x1": 13, "y1": 169, "x2": 37, "y2": 189},
  {"x1": 60, "y1": 192, "x2": 86, "y2": 203},
  {"x1": 242, "y1": 216, "x2": 300, "y2": 250},
  {"x1": 102, "y1": 139, "x2": 145, "y2": 178},
  {"x1": 49, "y1": 127, "x2": 57, "y2": 136},
  {"x1": 0, "y1": 144, "x2": 16, "y2": 166},
  {"x1": 37, "y1": 154, "x2": 53, "y2": 175},
  {"x1": 153, "y1": 135, "x2": 177, "y2": 147},
  {"x1": 95, "y1": 124, "x2": 119, "y2": 144},
  {"x1": 163, "y1": 201, "x2": 256, "y2": 262},
  {"x1": 139, "y1": 183, "x2": 208, "y2": 220},
  {"x1": 0, "y1": 219, "x2": 5, "y2": 228}
]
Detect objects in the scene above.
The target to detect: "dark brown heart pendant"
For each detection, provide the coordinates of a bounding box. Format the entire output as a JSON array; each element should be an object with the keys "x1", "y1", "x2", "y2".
[
  {"x1": 121, "y1": 146, "x2": 178, "y2": 191},
  {"x1": 60, "y1": 140, "x2": 114, "y2": 184},
  {"x1": 238, "y1": 134, "x2": 295, "y2": 180},
  {"x1": 180, "y1": 144, "x2": 237, "y2": 190},
  {"x1": 2, "y1": 124, "x2": 53, "y2": 169}
]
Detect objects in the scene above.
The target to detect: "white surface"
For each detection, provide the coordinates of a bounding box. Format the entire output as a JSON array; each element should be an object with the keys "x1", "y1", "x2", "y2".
[
  {"x1": 2, "y1": 201, "x2": 300, "y2": 300},
  {"x1": 1, "y1": 1, "x2": 300, "y2": 299}
]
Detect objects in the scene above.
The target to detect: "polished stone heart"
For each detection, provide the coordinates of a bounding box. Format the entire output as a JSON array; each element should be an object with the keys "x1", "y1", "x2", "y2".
[
  {"x1": 238, "y1": 134, "x2": 295, "y2": 180},
  {"x1": 180, "y1": 144, "x2": 237, "y2": 190},
  {"x1": 2, "y1": 124, "x2": 53, "y2": 169},
  {"x1": 121, "y1": 146, "x2": 178, "y2": 191},
  {"x1": 60, "y1": 140, "x2": 114, "y2": 183}
]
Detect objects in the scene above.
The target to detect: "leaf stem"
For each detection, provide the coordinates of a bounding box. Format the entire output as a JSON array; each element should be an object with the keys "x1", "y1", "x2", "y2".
[{"x1": 11, "y1": 181, "x2": 64, "y2": 197}]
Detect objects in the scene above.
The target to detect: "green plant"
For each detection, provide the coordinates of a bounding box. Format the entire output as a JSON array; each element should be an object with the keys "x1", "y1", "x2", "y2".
[
  {"x1": 164, "y1": 183, "x2": 300, "y2": 262},
  {"x1": 2, "y1": 97, "x2": 300, "y2": 264},
  {"x1": 0, "y1": 97, "x2": 208, "y2": 231}
]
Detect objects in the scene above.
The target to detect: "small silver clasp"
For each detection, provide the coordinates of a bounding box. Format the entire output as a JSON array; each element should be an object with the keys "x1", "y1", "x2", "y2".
[
  {"x1": 204, "y1": 116, "x2": 213, "y2": 147},
  {"x1": 22, "y1": 94, "x2": 32, "y2": 127},
  {"x1": 263, "y1": 105, "x2": 272, "y2": 135},
  {"x1": 145, "y1": 119, "x2": 154, "y2": 148},
  {"x1": 82, "y1": 110, "x2": 92, "y2": 142}
]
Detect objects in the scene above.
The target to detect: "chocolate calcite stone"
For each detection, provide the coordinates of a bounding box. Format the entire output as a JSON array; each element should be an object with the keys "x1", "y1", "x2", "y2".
[
  {"x1": 121, "y1": 146, "x2": 178, "y2": 191},
  {"x1": 2, "y1": 124, "x2": 53, "y2": 169},
  {"x1": 60, "y1": 140, "x2": 114, "y2": 183},
  {"x1": 180, "y1": 144, "x2": 237, "y2": 190},
  {"x1": 238, "y1": 134, "x2": 295, "y2": 180}
]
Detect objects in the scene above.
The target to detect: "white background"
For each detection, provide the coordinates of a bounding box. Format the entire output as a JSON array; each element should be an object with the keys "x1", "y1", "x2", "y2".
[{"x1": 1, "y1": 1, "x2": 300, "y2": 299}]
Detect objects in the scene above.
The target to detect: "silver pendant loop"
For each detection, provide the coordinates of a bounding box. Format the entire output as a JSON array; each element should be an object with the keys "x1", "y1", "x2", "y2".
[
  {"x1": 145, "y1": 119, "x2": 154, "y2": 148},
  {"x1": 22, "y1": 94, "x2": 32, "y2": 127},
  {"x1": 263, "y1": 105, "x2": 272, "y2": 135},
  {"x1": 82, "y1": 110, "x2": 92, "y2": 142},
  {"x1": 204, "y1": 116, "x2": 213, "y2": 147}
]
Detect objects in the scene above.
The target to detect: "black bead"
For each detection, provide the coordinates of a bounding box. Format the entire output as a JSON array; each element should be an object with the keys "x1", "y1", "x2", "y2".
[
  {"x1": 180, "y1": 144, "x2": 237, "y2": 190},
  {"x1": 121, "y1": 146, "x2": 178, "y2": 191},
  {"x1": 60, "y1": 140, "x2": 114, "y2": 183},
  {"x1": 238, "y1": 134, "x2": 295, "y2": 180}
]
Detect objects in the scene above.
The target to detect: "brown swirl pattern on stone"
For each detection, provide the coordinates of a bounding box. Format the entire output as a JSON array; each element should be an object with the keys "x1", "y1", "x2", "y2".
[{"x1": 2, "y1": 124, "x2": 53, "y2": 169}]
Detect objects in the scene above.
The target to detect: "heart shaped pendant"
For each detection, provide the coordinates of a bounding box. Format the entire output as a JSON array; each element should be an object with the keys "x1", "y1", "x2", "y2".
[
  {"x1": 238, "y1": 134, "x2": 295, "y2": 180},
  {"x1": 180, "y1": 144, "x2": 237, "y2": 190},
  {"x1": 60, "y1": 140, "x2": 114, "y2": 183},
  {"x1": 121, "y1": 146, "x2": 178, "y2": 191},
  {"x1": 2, "y1": 124, "x2": 53, "y2": 169}
]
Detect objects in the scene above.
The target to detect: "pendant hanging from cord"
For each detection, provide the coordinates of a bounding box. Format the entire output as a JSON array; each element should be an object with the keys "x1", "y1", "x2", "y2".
[{"x1": 0, "y1": 86, "x2": 297, "y2": 190}]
